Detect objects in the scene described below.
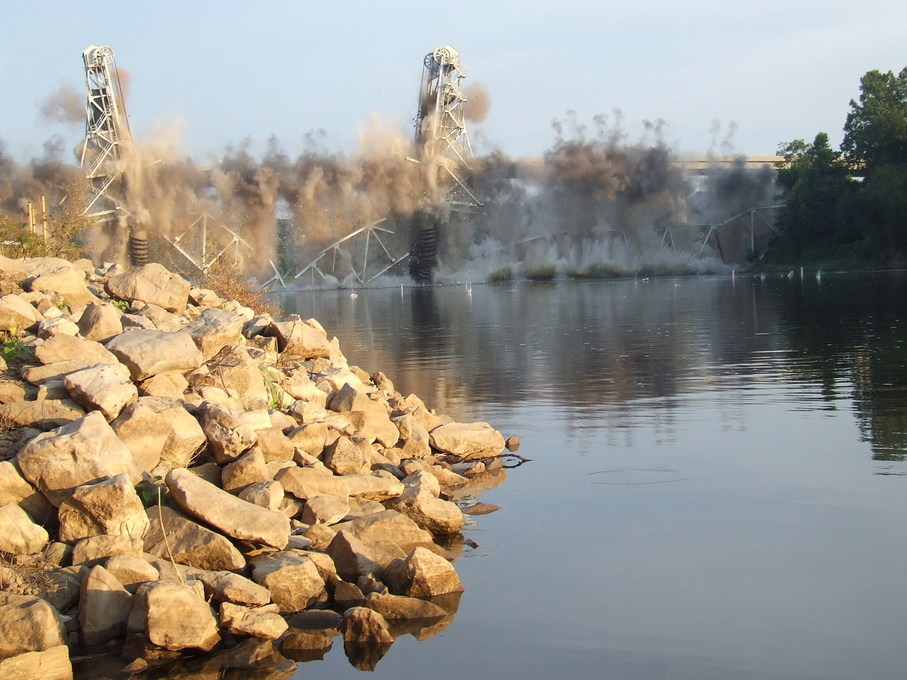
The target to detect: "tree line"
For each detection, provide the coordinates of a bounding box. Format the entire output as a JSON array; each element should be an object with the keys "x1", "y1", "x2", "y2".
[{"x1": 767, "y1": 67, "x2": 907, "y2": 266}]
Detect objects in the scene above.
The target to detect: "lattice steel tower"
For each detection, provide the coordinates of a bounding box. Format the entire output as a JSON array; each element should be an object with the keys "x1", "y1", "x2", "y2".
[{"x1": 79, "y1": 45, "x2": 131, "y2": 221}]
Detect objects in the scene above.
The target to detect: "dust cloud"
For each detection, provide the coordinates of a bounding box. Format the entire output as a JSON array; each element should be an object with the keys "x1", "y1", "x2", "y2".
[{"x1": 1, "y1": 61, "x2": 779, "y2": 286}]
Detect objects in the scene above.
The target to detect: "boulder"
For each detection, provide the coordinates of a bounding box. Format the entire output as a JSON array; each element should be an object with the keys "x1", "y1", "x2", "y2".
[
  {"x1": 384, "y1": 547, "x2": 464, "y2": 597},
  {"x1": 105, "y1": 263, "x2": 191, "y2": 313},
  {"x1": 0, "y1": 503, "x2": 49, "y2": 555},
  {"x1": 103, "y1": 555, "x2": 160, "y2": 593},
  {"x1": 0, "y1": 460, "x2": 52, "y2": 524},
  {"x1": 57, "y1": 473, "x2": 150, "y2": 542},
  {"x1": 181, "y1": 307, "x2": 246, "y2": 360},
  {"x1": 429, "y1": 421, "x2": 505, "y2": 460},
  {"x1": 219, "y1": 602, "x2": 288, "y2": 640},
  {"x1": 166, "y1": 468, "x2": 290, "y2": 550},
  {"x1": 275, "y1": 465, "x2": 349, "y2": 501},
  {"x1": 111, "y1": 397, "x2": 206, "y2": 471},
  {"x1": 71, "y1": 535, "x2": 143, "y2": 565},
  {"x1": 78, "y1": 565, "x2": 132, "y2": 646},
  {"x1": 238, "y1": 480, "x2": 284, "y2": 511},
  {"x1": 105, "y1": 330, "x2": 203, "y2": 381},
  {"x1": 385, "y1": 486, "x2": 464, "y2": 535},
  {"x1": 126, "y1": 581, "x2": 220, "y2": 652},
  {"x1": 36, "y1": 317, "x2": 79, "y2": 339},
  {"x1": 266, "y1": 318, "x2": 331, "y2": 359},
  {"x1": 0, "y1": 398, "x2": 85, "y2": 429},
  {"x1": 336, "y1": 510, "x2": 434, "y2": 552},
  {"x1": 301, "y1": 494, "x2": 350, "y2": 526},
  {"x1": 189, "y1": 345, "x2": 269, "y2": 406},
  {"x1": 343, "y1": 472, "x2": 405, "y2": 501},
  {"x1": 16, "y1": 411, "x2": 142, "y2": 507},
  {"x1": 249, "y1": 551, "x2": 326, "y2": 613},
  {"x1": 63, "y1": 362, "x2": 137, "y2": 421},
  {"x1": 221, "y1": 448, "x2": 270, "y2": 494},
  {"x1": 340, "y1": 606, "x2": 393, "y2": 643},
  {"x1": 285, "y1": 422, "x2": 328, "y2": 457},
  {"x1": 76, "y1": 301, "x2": 123, "y2": 342},
  {"x1": 323, "y1": 436, "x2": 372, "y2": 476},
  {"x1": 326, "y1": 529, "x2": 382, "y2": 583},
  {"x1": 144, "y1": 504, "x2": 246, "y2": 572},
  {"x1": 0, "y1": 592, "x2": 68, "y2": 659},
  {"x1": 33, "y1": 333, "x2": 118, "y2": 368},
  {"x1": 0, "y1": 294, "x2": 43, "y2": 332},
  {"x1": 27, "y1": 263, "x2": 93, "y2": 306},
  {"x1": 197, "y1": 403, "x2": 258, "y2": 465},
  {"x1": 393, "y1": 413, "x2": 432, "y2": 458},
  {"x1": 196, "y1": 571, "x2": 271, "y2": 607},
  {"x1": 254, "y1": 426, "x2": 295, "y2": 463},
  {"x1": 365, "y1": 591, "x2": 448, "y2": 621},
  {"x1": 0, "y1": 645, "x2": 72, "y2": 680}
]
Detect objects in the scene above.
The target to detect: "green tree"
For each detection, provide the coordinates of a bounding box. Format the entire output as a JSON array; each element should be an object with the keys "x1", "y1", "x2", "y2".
[
  {"x1": 771, "y1": 133, "x2": 856, "y2": 258},
  {"x1": 841, "y1": 68, "x2": 907, "y2": 174}
]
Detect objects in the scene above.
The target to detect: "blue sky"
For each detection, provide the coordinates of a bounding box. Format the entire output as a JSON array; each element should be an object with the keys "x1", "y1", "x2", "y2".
[{"x1": 2, "y1": 0, "x2": 904, "y2": 163}]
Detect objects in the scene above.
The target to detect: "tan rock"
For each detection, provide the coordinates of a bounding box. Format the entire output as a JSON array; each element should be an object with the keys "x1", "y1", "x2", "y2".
[
  {"x1": 221, "y1": 448, "x2": 270, "y2": 494},
  {"x1": 71, "y1": 534, "x2": 143, "y2": 565},
  {"x1": 144, "y1": 504, "x2": 246, "y2": 572},
  {"x1": 301, "y1": 494, "x2": 350, "y2": 526},
  {"x1": 0, "y1": 460, "x2": 52, "y2": 524},
  {"x1": 250, "y1": 551, "x2": 326, "y2": 613},
  {"x1": 365, "y1": 591, "x2": 447, "y2": 621},
  {"x1": 275, "y1": 465, "x2": 349, "y2": 501},
  {"x1": 384, "y1": 547, "x2": 464, "y2": 597},
  {"x1": 0, "y1": 503, "x2": 49, "y2": 555},
  {"x1": 127, "y1": 580, "x2": 220, "y2": 652},
  {"x1": 335, "y1": 510, "x2": 434, "y2": 552},
  {"x1": 0, "y1": 592, "x2": 68, "y2": 659},
  {"x1": 267, "y1": 317, "x2": 331, "y2": 359},
  {"x1": 323, "y1": 436, "x2": 372, "y2": 475},
  {"x1": 238, "y1": 480, "x2": 284, "y2": 511},
  {"x1": 385, "y1": 486, "x2": 464, "y2": 535},
  {"x1": 0, "y1": 294, "x2": 43, "y2": 332},
  {"x1": 33, "y1": 333, "x2": 118, "y2": 368},
  {"x1": 340, "y1": 606, "x2": 393, "y2": 643},
  {"x1": 63, "y1": 362, "x2": 137, "y2": 421},
  {"x1": 219, "y1": 602, "x2": 288, "y2": 640},
  {"x1": 103, "y1": 555, "x2": 160, "y2": 593},
  {"x1": 0, "y1": 398, "x2": 85, "y2": 429},
  {"x1": 166, "y1": 468, "x2": 290, "y2": 550},
  {"x1": 429, "y1": 421, "x2": 505, "y2": 459},
  {"x1": 57, "y1": 473, "x2": 149, "y2": 542},
  {"x1": 180, "y1": 307, "x2": 246, "y2": 360},
  {"x1": 78, "y1": 565, "x2": 132, "y2": 646},
  {"x1": 0, "y1": 645, "x2": 72, "y2": 680},
  {"x1": 112, "y1": 396, "x2": 206, "y2": 472},
  {"x1": 76, "y1": 301, "x2": 123, "y2": 342},
  {"x1": 16, "y1": 411, "x2": 142, "y2": 507},
  {"x1": 197, "y1": 403, "x2": 258, "y2": 465},
  {"x1": 196, "y1": 570, "x2": 271, "y2": 607}
]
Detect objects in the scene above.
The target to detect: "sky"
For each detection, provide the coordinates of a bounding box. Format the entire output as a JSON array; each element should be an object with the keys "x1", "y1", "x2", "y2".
[{"x1": 1, "y1": 0, "x2": 905, "y2": 164}]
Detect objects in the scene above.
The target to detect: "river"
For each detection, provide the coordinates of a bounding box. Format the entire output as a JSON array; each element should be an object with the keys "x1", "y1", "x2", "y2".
[{"x1": 273, "y1": 270, "x2": 907, "y2": 680}]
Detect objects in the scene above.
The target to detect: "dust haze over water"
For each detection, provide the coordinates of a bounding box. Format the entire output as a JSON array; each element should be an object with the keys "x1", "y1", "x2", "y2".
[{"x1": 0, "y1": 68, "x2": 779, "y2": 285}]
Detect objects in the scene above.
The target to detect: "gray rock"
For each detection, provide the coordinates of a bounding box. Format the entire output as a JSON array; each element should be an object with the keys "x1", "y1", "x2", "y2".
[
  {"x1": 106, "y1": 330, "x2": 203, "y2": 381},
  {"x1": 105, "y1": 263, "x2": 190, "y2": 313}
]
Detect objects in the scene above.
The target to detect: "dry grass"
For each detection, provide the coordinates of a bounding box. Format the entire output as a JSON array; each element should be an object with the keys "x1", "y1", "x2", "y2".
[{"x1": 199, "y1": 260, "x2": 281, "y2": 317}]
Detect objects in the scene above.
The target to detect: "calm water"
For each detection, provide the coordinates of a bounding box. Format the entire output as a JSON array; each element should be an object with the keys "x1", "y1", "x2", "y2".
[{"x1": 275, "y1": 271, "x2": 907, "y2": 680}]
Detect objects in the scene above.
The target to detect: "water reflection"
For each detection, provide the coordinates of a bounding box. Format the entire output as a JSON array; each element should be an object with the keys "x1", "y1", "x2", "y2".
[{"x1": 284, "y1": 272, "x2": 907, "y2": 461}]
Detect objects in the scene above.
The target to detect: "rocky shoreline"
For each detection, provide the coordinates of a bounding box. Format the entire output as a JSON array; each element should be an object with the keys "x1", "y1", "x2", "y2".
[{"x1": 0, "y1": 256, "x2": 514, "y2": 678}]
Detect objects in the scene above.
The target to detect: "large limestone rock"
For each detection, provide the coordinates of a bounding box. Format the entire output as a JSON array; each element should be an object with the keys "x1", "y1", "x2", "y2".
[
  {"x1": 330, "y1": 383, "x2": 399, "y2": 448},
  {"x1": 335, "y1": 510, "x2": 434, "y2": 552},
  {"x1": 301, "y1": 494, "x2": 350, "y2": 526},
  {"x1": 384, "y1": 547, "x2": 464, "y2": 597},
  {"x1": 197, "y1": 403, "x2": 258, "y2": 465},
  {"x1": 0, "y1": 294, "x2": 43, "y2": 332},
  {"x1": 105, "y1": 330, "x2": 203, "y2": 381},
  {"x1": 238, "y1": 480, "x2": 284, "y2": 511},
  {"x1": 57, "y1": 473, "x2": 150, "y2": 543},
  {"x1": 112, "y1": 397, "x2": 206, "y2": 471},
  {"x1": 326, "y1": 530, "x2": 382, "y2": 583},
  {"x1": 0, "y1": 503, "x2": 49, "y2": 555},
  {"x1": 323, "y1": 436, "x2": 372, "y2": 475},
  {"x1": 189, "y1": 345, "x2": 270, "y2": 406},
  {"x1": 103, "y1": 555, "x2": 159, "y2": 593},
  {"x1": 78, "y1": 565, "x2": 132, "y2": 646},
  {"x1": 340, "y1": 606, "x2": 393, "y2": 643},
  {"x1": 0, "y1": 398, "x2": 85, "y2": 429},
  {"x1": 219, "y1": 602, "x2": 288, "y2": 640},
  {"x1": 249, "y1": 551, "x2": 326, "y2": 613},
  {"x1": 181, "y1": 307, "x2": 246, "y2": 360},
  {"x1": 166, "y1": 468, "x2": 290, "y2": 550},
  {"x1": 26, "y1": 261, "x2": 93, "y2": 306},
  {"x1": 266, "y1": 317, "x2": 331, "y2": 358},
  {"x1": 343, "y1": 472, "x2": 405, "y2": 501},
  {"x1": 0, "y1": 460, "x2": 52, "y2": 524},
  {"x1": 105, "y1": 263, "x2": 191, "y2": 313},
  {"x1": 196, "y1": 571, "x2": 271, "y2": 607},
  {"x1": 285, "y1": 422, "x2": 328, "y2": 457},
  {"x1": 0, "y1": 645, "x2": 72, "y2": 680},
  {"x1": 221, "y1": 448, "x2": 270, "y2": 494},
  {"x1": 63, "y1": 362, "x2": 137, "y2": 421},
  {"x1": 144, "y1": 504, "x2": 246, "y2": 572},
  {"x1": 393, "y1": 413, "x2": 432, "y2": 458},
  {"x1": 126, "y1": 581, "x2": 220, "y2": 652},
  {"x1": 71, "y1": 535, "x2": 143, "y2": 565},
  {"x1": 275, "y1": 465, "x2": 350, "y2": 501},
  {"x1": 16, "y1": 411, "x2": 142, "y2": 507},
  {"x1": 429, "y1": 421, "x2": 505, "y2": 459},
  {"x1": 0, "y1": 592, "x2": 68, "y2": 659},
  {"x1": 33, "y1": 333, "x2": 118, "y2": 368},
  {"x1": 76, "y1": 301, "x2": 123, "y2": 342},
  {"x1": 385, "y1": 486, "x2": 464, "y2": 535},
  {"x1": 365, "y1": 591, "x2": 448, "y2": 621}
]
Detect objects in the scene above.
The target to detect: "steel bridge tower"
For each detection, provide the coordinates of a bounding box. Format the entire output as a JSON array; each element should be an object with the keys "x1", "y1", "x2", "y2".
[{"x1": 410, "y1": 45, "x2": 482, "y2": 281}]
